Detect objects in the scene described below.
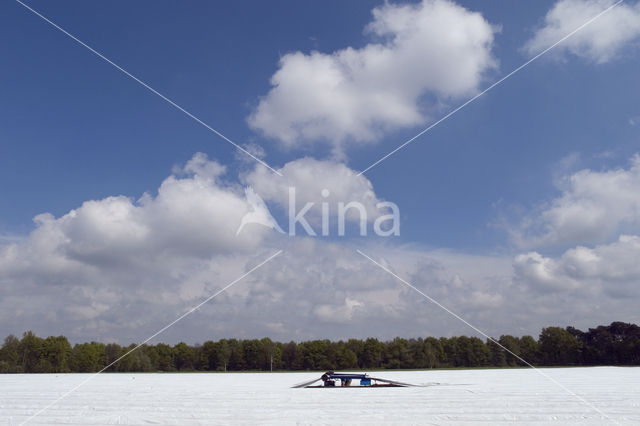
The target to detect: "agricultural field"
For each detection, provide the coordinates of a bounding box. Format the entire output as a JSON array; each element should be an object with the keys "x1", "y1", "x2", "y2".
[{"x1": 1, "y1": 367, "x2": 638, "y2": 425}]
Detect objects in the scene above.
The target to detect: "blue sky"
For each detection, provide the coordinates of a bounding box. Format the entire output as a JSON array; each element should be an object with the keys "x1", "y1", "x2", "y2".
[
  {"x1": 2, "y1": 0, "x2": 638, "y2": 247},
  {"x1": 1, "y1": 0, "x2": 640, "y2": 343}
]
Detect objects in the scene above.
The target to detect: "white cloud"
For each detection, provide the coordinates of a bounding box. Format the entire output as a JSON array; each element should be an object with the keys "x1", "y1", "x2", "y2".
[
  {"x1": 514, "y1": 234, "x2": 640, "y2": 298},
  {"x1": 511, "y1": 154, "x2": 640, "y2": 248},
  {"x1": 244, "y1": 157, "x2": 386, "y2": 230},
  {"x1": 524, "y1": 0, "x2": 640, "y2": 63},
  {"x1": 514, "y1": 251, "x2": 578, "y2": 291},
  {"x1": 0, "y1": 153, "x2": 267, "y2": 307},
  {"x1": 0, "y1": 154, "x2": 400, "y2": 342},
  {"x1": 1, "y1": 225, "x2": 637, "y2": 342},
  {"x1": 2, "y1": 152, "x2": 639, "y2": 344},
  {"x1": 248, "y1": 0, "x2": 497, "y2": 157}
]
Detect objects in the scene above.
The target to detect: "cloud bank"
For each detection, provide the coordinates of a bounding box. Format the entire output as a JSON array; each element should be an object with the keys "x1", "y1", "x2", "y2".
[
  {"x1": 3, "y1": 152, "x2": 639, "y2": 344},
  {"x1": 0, "y1": 154, "x2": 404, "y2": 342},
  {"x1": 508, "y1": 154, "x2": 640, "y2": 327}
]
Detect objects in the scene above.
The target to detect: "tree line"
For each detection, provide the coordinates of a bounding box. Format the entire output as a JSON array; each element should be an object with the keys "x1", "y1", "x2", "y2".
[{"x1": 1, "y1": 322, "x2": 638, "y2": 373}]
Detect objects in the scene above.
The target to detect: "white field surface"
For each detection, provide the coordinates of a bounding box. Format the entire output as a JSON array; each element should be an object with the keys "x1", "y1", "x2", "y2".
[{"x1": 1, "y1": 367, "x2": 638, "y2": 425}]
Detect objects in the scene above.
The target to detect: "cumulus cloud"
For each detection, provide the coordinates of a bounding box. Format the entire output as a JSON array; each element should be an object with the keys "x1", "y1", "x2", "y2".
[
  {"x1": 508, "y1": 153, "x2": 640, "y2": 326},
  {"x1": 524, "y1": 0, "x2": 640, "y2": 63},
  {"x1": 514, "y1": 234, "x2": 640, "y2": 299},
  {"x1": 0, "y1": 226, "x2": 531, "y2": 342},
  {"x1": 0, "y1": 154, "x2": 401, "y2": 342},
  {"x1": 245, "y1": 157, "x2": 390, "y2": 233},
  {"x1": 2, "y1": 152, "x2": 638, "y2": 344},
  {"x1": 0, "y1": 153, "x2": 273, "y2": 339},
  {"x1": 248, "y1": 0, "x2": 497, "y2": 156},
  {"x1": 511, "y1": 154, "x2": 640, "y2": 248}
]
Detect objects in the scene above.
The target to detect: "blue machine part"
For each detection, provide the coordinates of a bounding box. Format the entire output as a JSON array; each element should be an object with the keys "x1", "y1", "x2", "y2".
[
  {"x1": 360, "y1": 378, "x2": 371, "y2": 386},
  {"x1": 328, "y1": 373, "x2": 368, "y2": 380}
]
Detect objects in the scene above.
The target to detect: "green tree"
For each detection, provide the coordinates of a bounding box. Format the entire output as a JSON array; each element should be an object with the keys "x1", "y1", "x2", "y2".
[
  {"x1": 0, "y1": 335, "x2": 21, "y2": 373},
  {"x1": 361, "y1": 338, "x2": 383, "y2": 368},
  {"x1": 487, "y1": 338, "x2": 506, "y2": 367},
  {"x1": 242, "y1": 339, "x2": 261, "y2": 370},
  {"x1": 155, "y1": 343, "x2": 175, "y2": 371},
  {"x1": 299, "y1": 340, "x2": 332, "y2": 370},
  {"x1": 467, "y1": 337, "x2": 490, "y2": 367},
  {"x1": 519, "y1": 335, "x2": 540, "y2": 365},
  {"x1": 103, "y1": 343, "x2": 122, "y2": 371},
  {"x1": 260, "y1": 338, "x2": 280, "y2": 370},
  {"x1": 70, "y1": 342, "x2": 105, "y2": 372},
  {"x1": 539, "y1": 327, "x2": 581, "y2": 366},
  {"x1": 334, "y1": 341, "x2": 358, "y2": 369},
  {"x1": 199, "y1": 340, "x2": 218, "y2": 371},
  {"x1": 173, "y1": 342, "x2": 195, "y2": 370},
  {"x1": 19, "y1": 331, "x2": 45, "y2": 373},
  {"x1": 216, "y1": 340, "x2": 232, "y2": 371},
  {"x1": 384, "y1": 338, "x2": 413, "y2": 368},
  {"x1": 440, "y1": 337, "x2": 457, "y2": 367},
  {"x1": 227, "y1": 339, "x2": 245, "y2": 370},
  {"x1": 345, "y1": 339, "x2": 364, "y2": 367},
  {"x1": 115, "y1": 344, "x2": 153, "y2": 372},
  {"x1": 498, "y1": 335, "x2": 521, "y2": 366},
  {"x1": 424, "y1": 337, "x2": 444, "y2": 368},
  {"x1": 39, "y1": 336, "x2": 72, "y2": 373},
  {"x1": 281, "y1": 341, "x2": 302, "y2": 370}
]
